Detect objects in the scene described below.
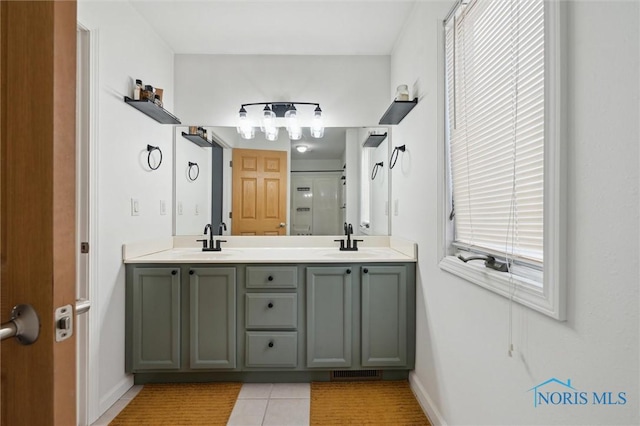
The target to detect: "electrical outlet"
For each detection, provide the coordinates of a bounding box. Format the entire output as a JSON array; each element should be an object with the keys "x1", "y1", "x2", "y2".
[
  {"x1": 177, "y1": 201, "x2": 183, "y2": 215},
  {"x1": 160, "y1": 200, "x2": 167, "y2": 215},
  {"x1": 394, "y1": 199, "x2": 399, "y2": 216},
  {"x1": 131, "y1": 198, "x2": 140, "y2": 216}
]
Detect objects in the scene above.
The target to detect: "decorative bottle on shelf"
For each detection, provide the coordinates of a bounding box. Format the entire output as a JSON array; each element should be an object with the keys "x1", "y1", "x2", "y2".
[
  {"x1": 395, "y1": 84, "x2": 410, "y2": 101},
  {"x1": 143, "y1": 85, "x2": 154, "y2": 102},
  {"x1": 154, "y1": 94, "x2": 163, "y2": 108},
  {"x1": 133, "y1": 79, "x2": 143, "y2": 100}
]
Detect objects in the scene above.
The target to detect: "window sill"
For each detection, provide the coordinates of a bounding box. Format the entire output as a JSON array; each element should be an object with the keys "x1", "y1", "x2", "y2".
[{"x1": 439, "y1": 255, "x2": 564, "y2": 320}]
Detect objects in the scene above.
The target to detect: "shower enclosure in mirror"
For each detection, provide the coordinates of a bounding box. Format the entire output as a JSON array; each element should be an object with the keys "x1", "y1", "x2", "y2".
[{"x1": 173, "y1": 126, "x2": 391, "y2": 236}]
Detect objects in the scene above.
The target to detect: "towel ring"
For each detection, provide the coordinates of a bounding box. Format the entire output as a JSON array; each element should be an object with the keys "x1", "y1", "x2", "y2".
[
  {"x1": 389, "y1": 145, "x2": 406, "y2": 169},
  {"x1": 371, "y1": 161, "x2": 384, "y2": 180},
  {"x1": 188, "y1": 161, "x2": 200, "y2": 181},
  {"x1": 147, "y1": 145, "x2": 163, "y2": 171}
]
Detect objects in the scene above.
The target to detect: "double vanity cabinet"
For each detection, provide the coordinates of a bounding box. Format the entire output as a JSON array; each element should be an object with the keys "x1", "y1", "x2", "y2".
[{"x1": 124, "y1": 240, "x2": 416, "y2": 383}]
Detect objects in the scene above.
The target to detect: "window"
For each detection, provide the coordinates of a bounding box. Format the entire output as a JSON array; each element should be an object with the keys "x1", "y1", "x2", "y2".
[{"x1": 440, "y1": 0, "x2": 566, "y2": 319}]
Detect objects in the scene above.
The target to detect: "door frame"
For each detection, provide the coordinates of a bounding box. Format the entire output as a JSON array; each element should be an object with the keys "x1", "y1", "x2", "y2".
[{"x1": 76, "y1": 22, "x2": 102, "y2": 425}]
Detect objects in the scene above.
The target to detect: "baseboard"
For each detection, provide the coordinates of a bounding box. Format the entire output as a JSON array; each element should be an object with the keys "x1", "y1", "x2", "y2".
[
  {"x1": 409, "y1": 371, "x2": 448, "y2": 426},
  {"x1": 99, "y1": 375, "x2": 134, "y2": 418}
]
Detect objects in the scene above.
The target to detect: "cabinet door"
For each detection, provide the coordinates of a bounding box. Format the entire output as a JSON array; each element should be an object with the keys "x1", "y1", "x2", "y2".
[
  {"x1": 306, "y1": 266, "x2": 352, "y2": 368},
  {"x1": 361, "y1": 265, "x2": 407, "y2": 367},
  {"x1": 189, "y1": 267, "x2": 236, "y2": 369},
  {"x1": 131, "y1": 267, "x2": 181, "y2": 371}
]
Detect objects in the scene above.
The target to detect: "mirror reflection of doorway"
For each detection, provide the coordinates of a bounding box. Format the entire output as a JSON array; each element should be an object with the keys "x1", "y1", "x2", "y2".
[
  {"x1": 290, "y1": 127, "x2": 346, "y2": 236},
  {"x1": 231, "y1": 148, "x2": 288, "y2": 235},
  {"x1": 291, "y1": 172, "x2": 343, "y2": 235}
]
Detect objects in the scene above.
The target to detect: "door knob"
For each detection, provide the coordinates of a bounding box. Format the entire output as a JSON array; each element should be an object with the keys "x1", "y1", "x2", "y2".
[
  {"x1": 0, "y1": 304, "x2": 40, "y2": 345},
  {"x1": 279, "y1": 223, "x2": 286, "y2": 228}
]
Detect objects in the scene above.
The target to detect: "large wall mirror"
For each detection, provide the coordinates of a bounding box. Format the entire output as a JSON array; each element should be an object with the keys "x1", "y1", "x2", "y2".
[{"x1": 173, "y1": 126, "x2": 391, "y2": 236}]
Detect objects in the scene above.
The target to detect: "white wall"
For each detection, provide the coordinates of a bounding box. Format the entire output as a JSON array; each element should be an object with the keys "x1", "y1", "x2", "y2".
[
  {"x1": 78, "y1": 1, "x2": 175, "y2": 421},
  {"x1": 291, "y1": 158, "x2": 343, "y2": 171},
  {"x1": 390, "y1": 1, "x2": 639, "y2": 425},
  {"x1": 174, "y1": 54, "x2": 390, "y2": 127}
]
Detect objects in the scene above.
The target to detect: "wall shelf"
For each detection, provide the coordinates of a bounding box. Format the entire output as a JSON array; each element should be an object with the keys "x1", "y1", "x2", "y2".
[
  {"x1": 124, "y1": 96, "x2": 181, "y2": 124},
  {"x1": 378, "y1": 98, "x2": 418, "y2": 125},
  {"x1": 363, "y1": 132, "x2": 388, "y2": 148},
  {"x1": 181, "y1": 132, "x2": 212, "y2": 148}
]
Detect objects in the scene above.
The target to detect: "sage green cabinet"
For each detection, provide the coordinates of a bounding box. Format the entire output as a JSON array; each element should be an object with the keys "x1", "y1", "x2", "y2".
[
  {"x1": 130, "y1": 267, "x2": 181, "y2": 371},
  {"x1": 189, "y1": 267, "x2": 236, "y2": 369},
  {"x1": 361, "y1": 265, "x2": 407, "y2": 367},
  {"x1": 127, "y1": 260, "x2": 414, "y2": 379},
  {"x1": 306, "y1": 266, "x2": 352, "y2": 368}
]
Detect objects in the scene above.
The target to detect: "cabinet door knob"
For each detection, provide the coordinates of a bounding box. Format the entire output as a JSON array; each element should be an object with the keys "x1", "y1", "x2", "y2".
[
  {"x1": 346, "y1": 269, "x2": 351, "y2": 274},
  {"x1": 363, "y1": 268, "x2": 369, "y2": 274},
  {"x1": 268, "y1": 341, "x2": 274, "y2": 348},
  {"x1": 267, "y1": 275, "x2": 274, "y2": 281},
  {"x1": 267, "y1": 302, "x2": 274, "y2": 308},
  {"x1": 189, "y1": 270, "x2": 194, "y2": 275},
  {"x1": 171, "y1": 270, "x2": 177, "y2": 275}
]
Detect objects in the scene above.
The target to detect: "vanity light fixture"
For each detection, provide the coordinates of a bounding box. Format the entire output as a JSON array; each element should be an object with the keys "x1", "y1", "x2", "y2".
[
  {"x1": 237, "y1": 102, "x2": 324, "y2": 141},
  {"x1": 296, "y1": 145, "x2": 308, "y2": 153}
]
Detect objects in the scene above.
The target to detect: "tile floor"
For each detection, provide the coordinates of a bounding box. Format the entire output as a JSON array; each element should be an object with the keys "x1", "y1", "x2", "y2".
[{"x1": 91, "y1": 383, "x2": 311, "y2": 426}]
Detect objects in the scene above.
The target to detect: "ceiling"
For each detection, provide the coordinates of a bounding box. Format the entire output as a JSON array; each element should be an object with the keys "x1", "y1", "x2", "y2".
[
  {"x1": 129, "y1": 1, "x2": 416, "y2": 55},
  {"x1": 290, "y1": 127, "x2": 346, "y2": 161}
]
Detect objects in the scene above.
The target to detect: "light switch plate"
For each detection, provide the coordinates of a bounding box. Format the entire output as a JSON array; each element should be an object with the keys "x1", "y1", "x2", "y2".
[
  {"x1": 178, "y1": 201, "x2": 183, "y2": 215},
  {"x1": 131, "y1": 198, "x2": 140, "y2": 216},
  {"x1": 195, "y1": 203, "x2": 199, "y2": 215},
  {"x1": 160, "y1": 200, "x2": 167, "y2": 215},
  {"x1": 394, "y1": 199, "x2": 399, "y2": 216}
]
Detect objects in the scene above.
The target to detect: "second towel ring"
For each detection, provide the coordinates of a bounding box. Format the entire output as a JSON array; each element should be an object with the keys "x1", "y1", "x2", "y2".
[
  {"x1": 147, "y1": 145, "x2": 163, "y2": 171},
  {"x1": 390, "y1": 145, "x2": 406, "y2": 169},
  {"x1": 371, "y1": 161, "x2": 384, "y2": 180},
  {"x1": 188, "y1": 161, "x2": 200, "y2": 181}
]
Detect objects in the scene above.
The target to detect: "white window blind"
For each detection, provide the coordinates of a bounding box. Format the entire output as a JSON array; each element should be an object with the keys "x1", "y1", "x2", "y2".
[{"x1": 445, "y1": 0, "x2": 545, "y2": 265}]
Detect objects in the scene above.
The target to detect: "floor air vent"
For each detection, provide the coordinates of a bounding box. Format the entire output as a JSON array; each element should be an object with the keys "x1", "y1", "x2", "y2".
[{"x1": 330, "y1": 370, "x2": 382, "y2": 381}]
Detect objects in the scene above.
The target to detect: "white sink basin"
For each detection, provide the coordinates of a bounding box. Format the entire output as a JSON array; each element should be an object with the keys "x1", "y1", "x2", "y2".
[
  {"x1": 171, "y1": 248, "x2": 242, "y2": 259},
  {"x1": 321, "y1": 249, "x2": 391, "y2": 259}
]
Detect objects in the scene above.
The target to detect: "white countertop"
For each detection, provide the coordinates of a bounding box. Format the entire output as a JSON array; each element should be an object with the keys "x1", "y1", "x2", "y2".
[{"x1": 123, "y1": 236, "x2": 416, "y2": 264}]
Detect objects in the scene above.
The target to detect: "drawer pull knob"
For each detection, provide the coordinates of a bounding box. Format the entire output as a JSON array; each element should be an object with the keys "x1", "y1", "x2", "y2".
[
  {"x1": 267, "y1": 302, "x2": 274, "y2": 308},
  {"x1": 363, "y1": 268, "x2": 369, "y2": 274},
  {"x1": 172, "y1": 270, "x2": 177, "y2": 275},
  {"x1": 346, "y1": 269, "x2": 351, "y2": 274},
  {"x1": 267, "y1": 275, "x2": 274, "y2": 281},
  {"x1": 189, "y1": 270, "x2": 194, "y2": 275},
  {"x1": 268, "y1": 341, "x2": 274, "y2": 348}
]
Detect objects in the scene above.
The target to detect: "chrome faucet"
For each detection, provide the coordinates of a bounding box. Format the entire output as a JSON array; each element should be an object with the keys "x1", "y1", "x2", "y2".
[{"x1": 334, "y1": 222, "x2": 363, "y2": 251}]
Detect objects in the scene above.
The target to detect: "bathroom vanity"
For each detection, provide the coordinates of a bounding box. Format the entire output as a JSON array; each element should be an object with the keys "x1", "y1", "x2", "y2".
[{"x1": 123, "y1": 236, "x2": 416, "y2": 384}]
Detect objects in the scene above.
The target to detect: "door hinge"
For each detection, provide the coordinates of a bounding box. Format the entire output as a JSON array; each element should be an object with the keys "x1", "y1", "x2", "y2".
[
  {"x1": 229, "y1": 160, "x2": 233, "y2": 167},
  {"x1": 229, "y1": 212, "x2": 232, "y2": 219},
  {"x1": 80, "y1": 242, "x2": 90, "y2": 253}
]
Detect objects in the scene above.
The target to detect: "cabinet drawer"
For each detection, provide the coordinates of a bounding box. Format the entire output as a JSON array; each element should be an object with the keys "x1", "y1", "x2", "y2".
[
  {"x1": 245, "y1": 332, "x2": 297, "y2": 367},
  {"x1": 246, "y1": 293, "x2": 297, "y2": 329},
  {"x1": 246, "y1": 266, "x2": 297, "y2": 288}
]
